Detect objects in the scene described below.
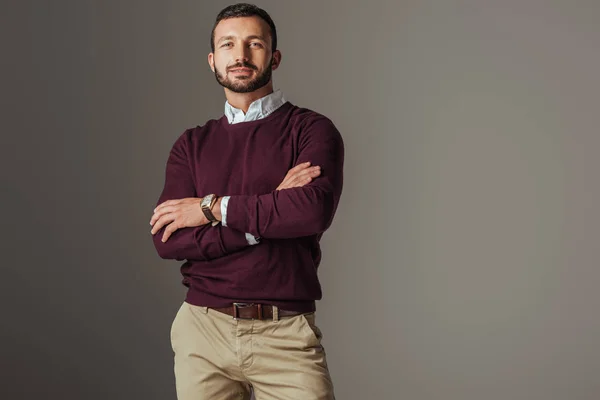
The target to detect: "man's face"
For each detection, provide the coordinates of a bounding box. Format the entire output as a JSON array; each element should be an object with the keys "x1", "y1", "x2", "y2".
[{"x1": 209, "y1": 16, "x2": 280, "y2": 93}]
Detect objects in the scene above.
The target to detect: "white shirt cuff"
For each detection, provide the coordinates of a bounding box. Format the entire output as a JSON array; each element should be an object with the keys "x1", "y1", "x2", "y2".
[
  {"x1": 221, "y1": 196, "x2": 258, "y2": 245},
  {"x1": 220, "y1": 196, "x2": 230, "y2": 226},
  {"x1": 245, "y1": 232, "x2": 260, "y2": 245}
]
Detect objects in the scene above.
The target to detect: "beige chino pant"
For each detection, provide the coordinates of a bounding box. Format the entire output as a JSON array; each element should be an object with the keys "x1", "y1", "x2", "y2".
[{"x1": 170, "y1": 301, "x2": 335, "y2": 400}]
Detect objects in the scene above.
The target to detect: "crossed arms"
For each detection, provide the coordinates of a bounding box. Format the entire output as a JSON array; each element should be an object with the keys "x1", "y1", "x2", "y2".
[{"x1": 150, "y1": 117, "x2": 344, "y2": 261}]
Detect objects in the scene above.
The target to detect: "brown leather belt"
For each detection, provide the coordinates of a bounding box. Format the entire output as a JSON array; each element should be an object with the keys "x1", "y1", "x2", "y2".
[{"x1": 210, "y1": 303, "x2": 303, "y2": 320}]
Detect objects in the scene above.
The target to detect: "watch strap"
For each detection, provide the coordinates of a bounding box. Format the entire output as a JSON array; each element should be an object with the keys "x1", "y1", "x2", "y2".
[{"x1": 201, "y1": 194, "x2": 220, "y2": 226}]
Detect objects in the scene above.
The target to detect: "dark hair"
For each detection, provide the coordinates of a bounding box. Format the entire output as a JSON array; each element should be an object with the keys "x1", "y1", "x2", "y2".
[{"x1": 210, "y1": 3, "x2": 277, "y2": 53}]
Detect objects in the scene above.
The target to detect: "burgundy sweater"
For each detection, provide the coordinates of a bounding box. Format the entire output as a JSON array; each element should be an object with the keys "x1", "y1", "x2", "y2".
[{"x1": 152, "y1": 101, "x2": 344, "y2": 312}]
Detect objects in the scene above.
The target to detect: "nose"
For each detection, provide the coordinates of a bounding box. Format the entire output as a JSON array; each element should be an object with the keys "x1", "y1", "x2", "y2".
[{"x1": 234, "y1": 46, "x2": 250, "y2": 64}]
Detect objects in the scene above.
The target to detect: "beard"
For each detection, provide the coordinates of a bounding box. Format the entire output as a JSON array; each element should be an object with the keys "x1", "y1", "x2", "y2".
[{"x1": 214, "y1": 58, "x2": 273, "y2": 93}]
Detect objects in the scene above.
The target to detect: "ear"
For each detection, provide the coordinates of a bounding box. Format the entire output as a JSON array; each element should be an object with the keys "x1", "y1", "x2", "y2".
[
  {"x1": 208, "y1": 53, "x2": 215, "y2": 72},
  {"x1": 271, "y1": 50, "x2": 282, "y2": 71}
]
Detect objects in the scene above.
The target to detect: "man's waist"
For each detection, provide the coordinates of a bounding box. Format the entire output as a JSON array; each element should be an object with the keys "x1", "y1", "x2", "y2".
[
  {"x1": 185, "y1": 289, "x2": 317, "y2": 314},
  {"x1": 210, "y1": 303, "x2": 305, "y2": 320}
]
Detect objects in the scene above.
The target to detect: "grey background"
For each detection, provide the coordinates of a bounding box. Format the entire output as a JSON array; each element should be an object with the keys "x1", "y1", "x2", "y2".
[{"x1": 2, "y1": 0, "x2": 599, "y2": 399}]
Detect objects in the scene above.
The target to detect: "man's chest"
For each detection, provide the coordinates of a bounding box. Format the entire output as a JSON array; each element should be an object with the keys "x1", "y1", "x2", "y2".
[{"x1": 190, "y1": 127, "x2": 301, "y2": 196}]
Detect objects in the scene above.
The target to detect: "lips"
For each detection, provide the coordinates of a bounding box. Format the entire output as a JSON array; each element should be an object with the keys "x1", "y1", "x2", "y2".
[{"x1": 229, "y1": 68, "x2": 254, "y2": 73}]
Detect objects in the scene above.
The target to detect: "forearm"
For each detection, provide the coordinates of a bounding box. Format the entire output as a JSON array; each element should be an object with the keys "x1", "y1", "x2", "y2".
[
  {"x1": 222, "y1": 118, "x2": 345, "y2": 239},
  {"x1": 224, "y1": 186, "x2": 340, "y2": 239},
  {"x1": 151, "y1": 130, "x2": 257, "y2": 261},
  {"x1": 152, "y1": 222, "x2": 251, "y2": 261}
]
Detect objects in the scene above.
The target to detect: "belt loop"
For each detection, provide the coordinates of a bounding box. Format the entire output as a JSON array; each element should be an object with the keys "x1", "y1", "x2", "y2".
[{"x1": 272, "y1": 305, "x2": 279, "y2": 322}]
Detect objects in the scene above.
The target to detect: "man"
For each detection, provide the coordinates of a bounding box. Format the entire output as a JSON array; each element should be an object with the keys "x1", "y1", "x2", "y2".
[{"x1": 150, "y1": 3, "x2": 344, "y2": 399}]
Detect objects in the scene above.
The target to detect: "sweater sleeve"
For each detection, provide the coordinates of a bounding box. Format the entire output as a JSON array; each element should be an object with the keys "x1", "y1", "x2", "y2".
[
  {"x1": 152, "y1": 130, "x2": 253, "y2": 261},
  {"x1": 224, "y1": 116, "x2": 345, "y2": 239}
]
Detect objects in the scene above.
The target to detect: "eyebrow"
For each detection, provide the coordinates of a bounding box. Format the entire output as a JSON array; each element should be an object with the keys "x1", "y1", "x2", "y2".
[{"x1": 217, "y1": 35, "x2": 267, "y2": 44}]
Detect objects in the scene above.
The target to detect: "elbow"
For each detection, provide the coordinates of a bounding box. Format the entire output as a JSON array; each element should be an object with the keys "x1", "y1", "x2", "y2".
[
  {"x1": 307, "y1": 192, "x2": 337, "y2": 234},
  {"x1": 154, "y1": 244, "x2": 173, "y2": 260},
  {"x1": 152, "y1": 236, "x2": 177, "y2": 260},
  {"x1": 156, "y1": 246, "x2": 186, "y2": 261},
  {"x1": 316, "y1": 208, "x2": 335, "y2": 233},
  {"x1": 156, "y1": 248, "x2": 173, "y2": 260}
]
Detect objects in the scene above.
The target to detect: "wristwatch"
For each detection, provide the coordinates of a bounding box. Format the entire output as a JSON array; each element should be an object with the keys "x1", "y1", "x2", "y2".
[{"x1": 200, "y1": 194, "x2": 220, "y2": 226}]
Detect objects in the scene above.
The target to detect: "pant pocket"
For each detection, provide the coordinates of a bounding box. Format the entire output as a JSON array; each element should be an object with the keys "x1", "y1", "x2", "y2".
[
  {"x1": 300, "y1": 313, "x2": 323, "y2": 345},
  {"x1": 170, "y1": 302, "x2": 186, "y2": 352}
]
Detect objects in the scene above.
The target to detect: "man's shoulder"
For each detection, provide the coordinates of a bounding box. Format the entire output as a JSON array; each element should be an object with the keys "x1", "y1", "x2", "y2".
[
  {"x1": 167, "y1": 117, "x2": 225, "y2": 153},
  {"x1": 176, "y1": 116, "x2": 225, "y2": 143},
  {"x1": 287, "y1": 103, "x2": 338, "y2": 131},
  {"x1": 289, "y1": 103, "x2": 329, "y2": 121},
  {"x1": 187, "y1": 116, "x2": 224, "y2": 135}
]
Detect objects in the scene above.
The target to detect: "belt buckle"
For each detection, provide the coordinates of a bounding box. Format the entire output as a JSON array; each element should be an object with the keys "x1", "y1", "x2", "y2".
[{"x1": 232, "y1": 303, "x2": 262, "y2": 320}]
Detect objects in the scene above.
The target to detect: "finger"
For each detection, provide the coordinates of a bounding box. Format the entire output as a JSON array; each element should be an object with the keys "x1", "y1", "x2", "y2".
[
  {"x1": 296, "y1": 176, "x2": 313, "y2": 187},
  {"x1": 293, "y1": 161, "x2": 312, "y2": 170},
  {"x1": 293, "y1": 176, "x2": 314, "y2": 187},
  {"x1": 288, "y1": 161, "x2": 311, "y2": 174},
  {"x1": 151, "y1": 205, "x2": 181, "y2": 225},
  {"x1": 277, "y1": 164, "x2": 317, "y2": 190},
  {"x1": 162, "y1": 222, "x2": 180, "y2": 242},
  {"x1": 151, "y1": 213, "x2": 175, "y2": 235},
  {"x1": 151, "y1": 209, "x2": 167, "y2": 226},
  {"x1": 287, "y1": 167, "x2": 321, "y2": 185},
  {"x1": 154, "y1": 199, "x2": 181, "y2": 213},
  {"x1": 297, "y1": 166, "x2": 322, "y2": 182},
  {"x1": 154, "y1": 200, "x2": 172, "y2": 212},
  {"x1": 277, "y1": 175, "x2": 292, "y2": 190},
  {"x1": 297, "y1": 166, "x2": 321, "y2": 178},
  {"x1": 281, "y1": 175, "x2": 309, "y2": 190},
  {"x1": 277, "y1": 168, "x2": 300, "y2": 190}
]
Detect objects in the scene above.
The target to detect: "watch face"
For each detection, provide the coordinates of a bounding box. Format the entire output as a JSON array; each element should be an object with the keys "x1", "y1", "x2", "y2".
[{"x1": 202, "y1": 194, "x2": 214, "y2": 208}]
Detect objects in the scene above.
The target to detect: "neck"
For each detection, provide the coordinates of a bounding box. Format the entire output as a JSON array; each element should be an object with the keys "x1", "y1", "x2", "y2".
[{"x1": 225, "y1": 83, "x2": 274, "y2": 114}]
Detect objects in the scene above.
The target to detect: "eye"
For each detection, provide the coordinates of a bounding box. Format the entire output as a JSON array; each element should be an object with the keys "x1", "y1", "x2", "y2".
[
  {"x1": 221, "y1": 43, "x2": 232, "y2": 48},
  {"x1": 250, "y1": 42, "x2": 263, "y2": 48}
]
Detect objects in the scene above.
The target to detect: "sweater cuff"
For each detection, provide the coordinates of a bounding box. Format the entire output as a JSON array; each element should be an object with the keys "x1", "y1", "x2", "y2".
[
  {"x1": 222, "y1": 195, "x2": 259, "y2": 245},
  {"x1": 224, "y1": 194, "x2": 252, "y2": 234}
]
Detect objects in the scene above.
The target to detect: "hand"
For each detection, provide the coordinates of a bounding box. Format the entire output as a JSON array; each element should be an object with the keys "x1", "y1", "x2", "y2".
[
  {"x1": 150, "y1": 197, "x2": 209, "y2": 242},
  {"x1": 276, "y1": 162, "x2": 321, "y2": 190}
]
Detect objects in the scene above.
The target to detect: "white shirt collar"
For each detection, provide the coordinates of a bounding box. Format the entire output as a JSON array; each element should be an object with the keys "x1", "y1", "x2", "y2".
[{"x1": 224, "y1": 90, "x2": 287, "y2": 124}]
